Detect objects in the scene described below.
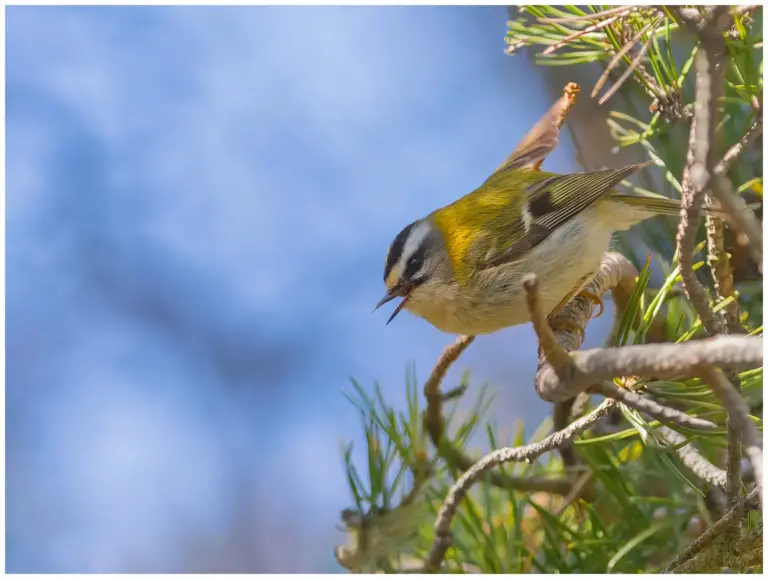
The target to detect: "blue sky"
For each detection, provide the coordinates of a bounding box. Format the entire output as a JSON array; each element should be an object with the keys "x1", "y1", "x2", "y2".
[{"x1": 6, "y1": 6, "x2": 614, "y2": 572}]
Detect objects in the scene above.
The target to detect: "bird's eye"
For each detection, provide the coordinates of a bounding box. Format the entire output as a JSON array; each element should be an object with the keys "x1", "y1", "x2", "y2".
[{"x1": 404, "y1": 253, "x2": 423, "y2": 279}]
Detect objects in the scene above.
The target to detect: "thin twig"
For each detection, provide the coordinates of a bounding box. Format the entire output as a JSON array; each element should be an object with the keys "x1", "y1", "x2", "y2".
[
  {"x1": 552, "y1": 396, "x2": 580, "y2": 467},
  {"x1": 715, "y1": 117, "x2": 762, "y2": 177},
  {"x1": 592, "y1": 18, "x2": 657, "y2": 98},
  {"x1": 671, "y1": 539, "x2": 724, "y2": 573},
  {"x1": 423, "y1": 398, "x2": 618, "y2": 572},
  {"x1": 663, "y1": 487, "x2": 761, "y2": 572},
  {"x1": 724, "y1": 372, "x2": 745, "y2": 512},
  {"x1": 707, "y1": 116, "x2": 755, "y2": 333},
  {"x1": 593, "y1": 381, "x2": 719, "y2": 431},
  {"x1": 542, "y1": 14, "x2": 623, "y2": 56},
  {"x1": 704, "y1": 204, "x2": 744, "y2": 506},
  {"x1": 537, "y1": 5, "x2": 637, "y2": 23}
]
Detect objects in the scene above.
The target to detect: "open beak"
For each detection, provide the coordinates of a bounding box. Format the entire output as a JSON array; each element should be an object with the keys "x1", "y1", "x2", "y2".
[{"x1": 373, "y1": 284, "x2": 412, "y2": 325}]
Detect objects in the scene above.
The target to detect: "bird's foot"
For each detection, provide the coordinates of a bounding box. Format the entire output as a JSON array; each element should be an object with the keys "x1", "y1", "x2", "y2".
[{"x1": 577, "y1": 290, "x2": 604, "y2": 319}]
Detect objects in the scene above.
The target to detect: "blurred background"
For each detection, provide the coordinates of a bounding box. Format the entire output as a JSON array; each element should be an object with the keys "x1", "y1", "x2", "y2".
[{"x1": 6, "y1": 6, "x2": 619, "y2": 572}]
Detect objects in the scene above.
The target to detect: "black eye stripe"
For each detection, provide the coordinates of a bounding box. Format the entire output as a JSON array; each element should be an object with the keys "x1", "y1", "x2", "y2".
[
  {"x1": 404, "y1": 247, "x2": 425, "y2": 279},
  {"x1": 384, "y1": 222, "x2": 414, "y2": 282}
]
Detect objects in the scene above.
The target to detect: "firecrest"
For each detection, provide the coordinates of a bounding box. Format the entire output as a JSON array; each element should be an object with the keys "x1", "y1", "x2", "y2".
[{"x1": 375, "y1": 94, "x2": 714, "y2": 335}]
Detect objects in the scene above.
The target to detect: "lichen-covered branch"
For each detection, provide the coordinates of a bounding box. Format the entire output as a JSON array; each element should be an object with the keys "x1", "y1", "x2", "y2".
[
  {"x1": 675, "y1": 8, "x2": 728, "y2": 337},
  {"x1": 724, "y1": 530, "x2": 763, "y2": 572},
  {"x1": 706, "y1": 214, "x2": 740, "y2": 332},
  {"x1": 664, "y1": 487, "x2": 761, "y2": 573}
]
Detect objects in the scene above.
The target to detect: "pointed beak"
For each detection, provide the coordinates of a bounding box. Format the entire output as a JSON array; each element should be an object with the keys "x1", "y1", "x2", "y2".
[
  {"x1": 373, "y1": 292, "x2": 398, "y2": 311},
  {"x1": 373, "y1": 285, "x2": 412, "y2": 325}
]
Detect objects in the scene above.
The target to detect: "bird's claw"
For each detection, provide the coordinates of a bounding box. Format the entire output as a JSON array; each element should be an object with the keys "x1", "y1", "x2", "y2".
[{"x1": 578, "y1": 290, "x2": 605, "y2": 319}]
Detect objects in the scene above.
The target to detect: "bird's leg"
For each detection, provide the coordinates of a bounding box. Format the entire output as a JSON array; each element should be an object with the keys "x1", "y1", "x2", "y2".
[
  {"x1": 546, "y1": 286, "x2": 586, "y2": 341},
  {"x1": 545, "y1": 275, "x2": 605, "y2": 340}
]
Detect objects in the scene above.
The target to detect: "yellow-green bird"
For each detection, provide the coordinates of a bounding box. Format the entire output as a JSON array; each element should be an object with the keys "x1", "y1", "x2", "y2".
[{"x1": 375, "y1": 100, "x2": 694, "y2": 336}]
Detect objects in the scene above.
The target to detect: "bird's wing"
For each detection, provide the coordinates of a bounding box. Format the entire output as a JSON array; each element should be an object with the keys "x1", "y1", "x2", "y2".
[
  {"x1": 482, "y1": 164, "x2": 647, "y2": 268},
  {"x1": 485, "y1": 84, "x2": 580, "y2": 178},
  {"x1": 486, "y1": 103, "x2": 563, "y2": 177}
]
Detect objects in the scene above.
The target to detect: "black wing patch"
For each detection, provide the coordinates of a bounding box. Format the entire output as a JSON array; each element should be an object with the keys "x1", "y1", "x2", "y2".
[{"x1": 527, "y1": 189, "x2": 556, "y2": 219}]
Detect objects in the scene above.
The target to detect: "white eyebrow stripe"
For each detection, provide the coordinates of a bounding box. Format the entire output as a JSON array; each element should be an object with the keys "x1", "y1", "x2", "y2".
[{"x1": 398, "y1": 221, "x2": 432, "y2": 271}]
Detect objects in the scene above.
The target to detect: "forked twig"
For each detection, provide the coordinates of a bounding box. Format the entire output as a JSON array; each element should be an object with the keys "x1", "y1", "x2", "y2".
[
  {"x1": 597, "y1": 27, "x2": 658, "y2": 105},
  {"x1": 423, "y1": 335, "x2": 590, "y2": 499}
]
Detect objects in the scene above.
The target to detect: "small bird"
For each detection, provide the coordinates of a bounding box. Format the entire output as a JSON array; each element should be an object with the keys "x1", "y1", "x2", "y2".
[{"x1": 375, "y1": 95, "x2": 709, "y2": 336}]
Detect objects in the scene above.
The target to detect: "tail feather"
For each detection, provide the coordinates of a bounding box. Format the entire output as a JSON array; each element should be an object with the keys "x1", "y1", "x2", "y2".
[{"x1": 609, "y1": 192, "x2": 724, "y2": 217}]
